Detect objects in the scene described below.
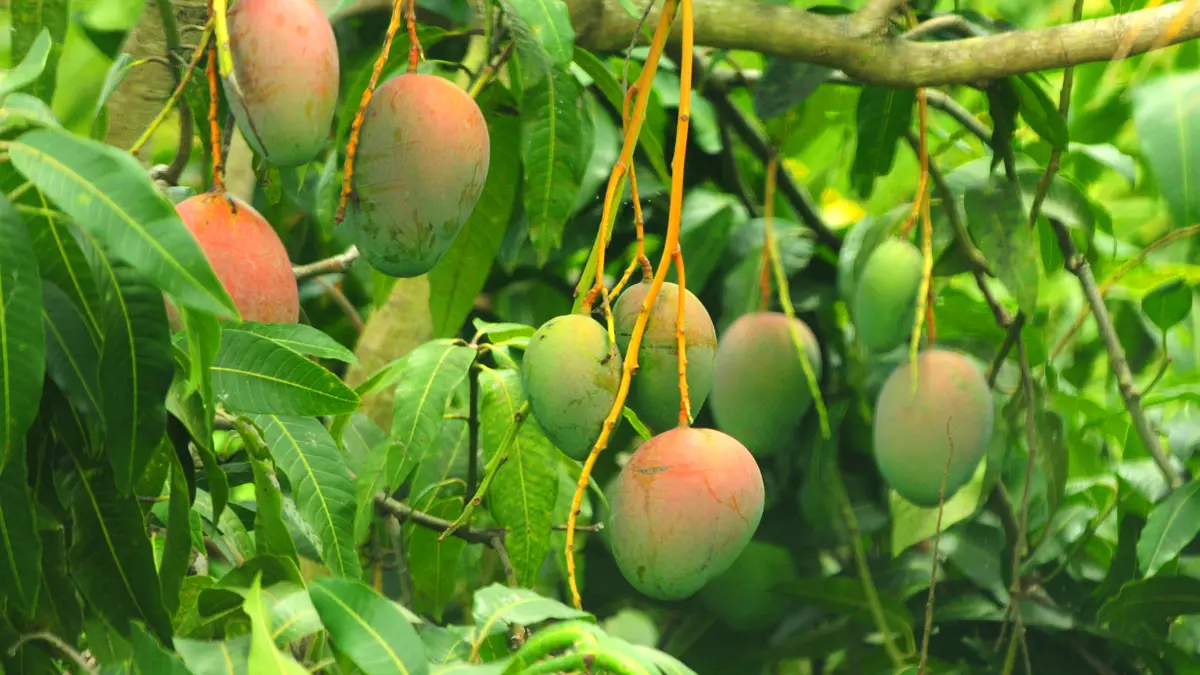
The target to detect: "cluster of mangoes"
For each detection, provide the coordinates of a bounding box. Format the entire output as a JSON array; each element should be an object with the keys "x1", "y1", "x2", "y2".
[{"x1": 173, "y1": 0, "x2": 490, "y2": 323}]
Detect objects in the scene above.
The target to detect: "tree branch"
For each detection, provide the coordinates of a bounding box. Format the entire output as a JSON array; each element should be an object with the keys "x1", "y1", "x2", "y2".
[
  {"x1": 852, "y1": 0, "x2": 908, "y2": 36},
  {"x1": 375, "y1": 494, "x2": 505, "y2": 544},
  {"x1": 293, "y1": 245, "x2": 360, "y2": 280}
]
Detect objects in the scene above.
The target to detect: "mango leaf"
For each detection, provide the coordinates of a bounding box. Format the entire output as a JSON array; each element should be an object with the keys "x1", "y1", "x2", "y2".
[
  {"x1": 308, "y1": 576, "x2": 430, "y2": 675},
  {"x1": 0, "y1": 196, "x2": 45, "y2": 464},
  {"x1": 500, "y1": 0, "x2": 573, "y2": 72},
  {"x1": 24, "y1": 193, "x2": 104, "y2": 345},
  {"x1": 521, "y1": 67, "x2": 587, "y2": 265},
  {"x1": 0, "y1": 446, "x2": 42, "y2": 617},
  {"x1": 253, "y1": 415, "x2": 360, "y2": 579},
  {"x1": 175, "y1": 635, "x2": 250, "y2": 675},
  {"x1": 0, "y1": 93, "x2": 61, "y2": 134},
  {"x1": 97, "y1": 262, "x2": 173, "y2": 494},
  {"x1": 159, "y1": 451, "x2": 192, "y2": 617},
  {"x1": 754, "y1": 58, "x2": 833, "y2": 120},
  {"x1": 1011, "y1": 74, "x2": 1068, "y2": 150},
  {"x1": 63, "y1": 453, "x2": 173, "y2": 643},
  {"x1": 479, "y1": 369, "x2": 557, "y2": 587},
  {"x1": 405, "y1": 496, "x2": 467, "y2": 622},
  {"x1": 1097, "y1": 575, "x2": 1200, "y2": 625},
  {"x1": 0, "y1": 29, "x2": 51, "y2": 101},
  {"x1": 227, "y1": 322, "x2": 356, "y2": 364},
  {"x1": 1137, "y1": 478, "x2": 1200, "y2": 577},
  {"x1": 851, "y1": 86, "x2": 914, "y2": 198},
  {"x1": 1036, "y1": 408, "x2": 1069, "y2": 528},
  {"x1": 250, "y1": 456, "x2": 299, "y2": 562},
  {"x1": 389, "y1": 339, "x2": 476, "y2": 488},
  {"x1": 471, "y1": 584, "x2": 591, "y2": 627},
  {"x1": 1132, "y1": 72, "x2": 1200, "y2": 228},
  {"x1": 263, "y1": 583, "x2": 322, "y2": 647},
  {"x1": 779, "y1": 578, "x2": 916, "y2": 654},
  {"x1": 41, "y1": 281, "x2": 103, "y2": 420},
  {"x1": 244, "y1": 576, "x2": 308, "y2": 675},
  {"x1": 890, "y1": 462, "x2": 986, "y2": 557},
  {"x1": 130, "y1": 621, "x2": 191, "y2": 675},
  {"x1": 7, "y1": 128, "x2": 238, "y2": 318},
  {"x1": 1141, "y1": 279, "x2": 1192, "y2": 333},
  {"x1": 965, "y1": 178, "x2": 1039, "y2": 315},
  {"x1": 212, "y1": 330, "x2": 359, "y2": 416},
  {"x1": 13, "y1": 0, "x2": 66, "y2": 102},
  {"x1": 429, "y1": 88, "x2": 520, "y2": 339}
]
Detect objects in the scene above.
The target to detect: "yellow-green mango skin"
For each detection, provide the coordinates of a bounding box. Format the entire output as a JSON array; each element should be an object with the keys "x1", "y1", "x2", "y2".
[
  {"x1": 348, "y1": 73, "x2": 490, "y2": 278},
  {"x1": 697, "y1": 540, "x2": 798, "y2": 631},
  {"x1": 710, "y1": 312, "x2": 821, "y2": 456},
  {"x1": 224, "y1": 0, "x2": 339, "y2": 167},
  {"x1": 873, "y1": 349, "x2": 994, "y2": 507},
  {"x1": 522, "y1": 314, "x2": 623, "y2": 461},
  {"x1": 613, "y1": 281, "x2": 717, "y2": 433},
  {"x1": 853, "y1": 238, "x2": 924, "y2": 353},
  {"x1": 609, "y1": 427, "x2": 764, "y2": 601}
]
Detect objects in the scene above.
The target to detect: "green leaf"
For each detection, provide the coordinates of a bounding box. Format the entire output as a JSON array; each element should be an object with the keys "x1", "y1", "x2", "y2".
[
  {"x1": 160, "y1": 452, "x2": 192, "y2": 617},
  {"x1": 252, "y1": 415, "x2": 361, "y2": 579},
  {"x1": 24, "y1": 194, "x2": 103, "y2": 345},
  {"x1": 1141, "y1": 279, "x2": 1192, "y2": 333},
  {"x1": 389, "y1": 339, "x2": 477, "y2": 488},
  {"x1": 429, "y1": 89, "x2": 520, "y2": 339},
  {"x1": 521, "y1": 67, "x2": 587, "y2": 265},
  {"x1": 1035, "y1": 408, "x2": 1069, "y2": 529},
  {"x1": 479, "y1": 369, "x2": 557, "y2": 587},
  {"x1": 1097, "y1": 575, "x2": 1200, "y2": 625},
  {"x1": 175, "y1": 635, "x2": 250, "y2": 675},
  {"x1": 1132, "y1": 72, "x2": 1200, "y2": 228},
  {"x1": 1137, "y1": 479, "x2": 1200, "y2": 577},
  {"x1": 1011, "y1": 74, "x2": 1068, "y2": 150},
  {"x1": 308, "y1": 576, "x2": 431, "y2": 675},
  {"x1": 130, "y1": 621, "x2": 191, "y2": 675},
  {"x1": 0, "y1": 446, "x2": 42, "y2": 617},
  {"x1": 471, "y1": 583, "x2": 592, "y2": 627},
  {"x1": 227, "y1": 322, "x2": 357, "y2": 364},
  {"x1": 93, "y1": 54, "x2": 138, "y2": 123},
  {"x1": 97, "y1": 263, "x2": 173, "y2": 494},
  {"x1": 779, "y1": 578, "x2": 916, "y2": 654},
  {"x1": 41, "y1": 281, "x2": 103, "y2": 419},
  {"x1": 12, "y1": 0, "x2": 66, "y2": 102},
  {"x1": 850, "y1": 86, "x2": 914, "y2": 198},
  {"x1": 7, "y1": 128, "x2": 238, "y2": 318},
  {"x1": 263, "y1": 583, "x2": 322, "y2": 647},
  {"x1": 404, "y1": 496, "x2": 467, "y2": 622},
  {"x1": 243, "y1": 576, "x2": 308, "y2": 675},
  {"x1": 0, "y1": 93, "x2": 61, "y2": 133},
  {"x1": 212, "y1": 330, "x2": 360, "y2": 416},
  {"x1": 965, "y1": 177, "x2": 1039, "y2": 316},
  {"x1": 0, "y1": 29, "x2": 51, "y2": 101},
  {"x1": 249, "y1": 456, "x2": 299, "y2": 562},
  {"x1": 0, "y1": 196, "x2": 45, "y2": 463},
  {"x1": 499, "y1": 0, "x2": 573, "y2": 72},
  {"x1": 63, "y1": 453, "x2": 173, "y2": 644},
  {"x1": 754, "y1": 58, "x2": 833, "y2": 120},
  {"x1": 890, "y1": 462, "x2": 986, "y2": 557}
]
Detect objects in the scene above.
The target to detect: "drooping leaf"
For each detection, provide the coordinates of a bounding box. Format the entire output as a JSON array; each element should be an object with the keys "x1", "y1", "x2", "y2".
[
  {"x1": 92, "y1": 54, "x2": 138, "y2": 124},
  {"x1": 1097, "y1": 575, "x2": 1200, "y2": 626},
  {"x1": 1132, "y1": 72, "x2": 1200, "y2": 228},
  {"x1": 965, "y1": 177, "x2": 1039, "y2": 315},
  {"x1": 499, "y1": 0, "x2": 573, "y2": 73},
  {"x1": 263, "y1": 583, "x2": 322, "y2": 647},
  {"x1": 97, "y1": 262, "x2": 173, "y2": 494},
  {"x1": 7, "y1": 128, "x2": 238, "y2": 318},
  {"x1": 471, "y1": 583, "x2": 592, "y2": 627},
  {"x1": 405, "y1": 496, "x2": 467, "y2": 622},
  {"x1": 253, "y1": 415, "x2": 361, "y2": 579},
  {"x1": 12, "y1": 0, "x2": 66, "y2": 103},
  {"x1": 1011, "y1": 74, "x2": 1068, "y2": 150},
  {"x1": 1035, "y1": 408, "x2": 1069, "y2": 528},
  {"x1": 308, "y1": 576, "x2": 431, "y2": 675},
  {"x1": 159, "y1": 451, "x2": 193, "y2": 617},
  {"x1": 890, "y1": 463, "x2": 986, "y2": 557},
  {"x1": 1141, "y1": 279, "x2": 1193, "y2": 333},
  {"x1": 479, "y1": 369, "x2": 557, "y2": 587},
  {"x1": 521, "y1": 67, "x2": 587, "y2": 265},
  {"x1": 227, "y1": 322, "x2": 357, "y2": 364},
  {"x1": 1137, "y1": 479, "x2": 1200, "y2": 577},
  {"x1": 850, "y1": 86, "x2": 915, "y2": 198},
  {"x1": 243, "y1": 576, "x2": 308, "y2": 675},
  {"x1": 212, "y1": 330, "x2": 359, "y2": 416},
  {"x1": 41, "y1": 281, "x2": 103, "y2": 421},
  {"x1": 175, "y1": 635, "x2": 251, "y2": 675},
  {"x1": 130, "y1": 621, "x2": 191, "y2": 675},
  {"x1": 429, "y1": 88, "x2": 520, "y2": 339},
  {"x1": 754, "y1": 58, "x2": 833, "y2": 120},
  {"x1": 0, "y1": 195, "x2": 45, "y2": 464},
  {"x1": 250, "y1": 455, "x2": 299, "y2": 562},
  {"x1": 62, "y1": 453, "x2": 173, "y2": 644},
  {"x1": 0, "y1": 445, "x2": 42, "y2": 617},
  {"x1": 0, "y1": 93, "x2": 62, "y2": 133},
  {"x1": 388, "y1": 339, "x2": 477, "y2": 488},
  {"x1": 24, "y1": 194, "x2": 103, "y2": 345},
  {"x1": 0, "y1": 29, "x2": 51, "y2": 101}
]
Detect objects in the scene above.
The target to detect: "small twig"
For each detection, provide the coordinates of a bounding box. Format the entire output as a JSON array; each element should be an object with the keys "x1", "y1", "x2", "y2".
[
  {"x1": 312, "y1": 277, "x2": 364, "y2": 334},
  {"x1": 917, "y1": 422, "x2": 955, "y2": 675},
  {"x1": 375, "y1": 494, "x2": 506, "y2": 545},
  {"x1": 490, "y1": 534, "x2": 517, "y2": 586},
  {"x1": 1013, "y1": 338, "x2": 1038, "y2": 570},
  {"x1": 987, "y1": 312, "x2": 1025, "y2": 388},
  {"x1": 129, "y1": 17, "x2": 213, "y2": 156},
  {"x1": 908, "y1": 133, "x2": 989, "y2": 273},
  {"x1": 205, "y1": 5, "x2": 224, "y2": 193},
  {"x1": 293, "y1": 246, "x2": 360, "y2": 280},
  {"x1": 8, "y1": 633, "x2": 96, "y2": 675},
  {"x1": 405, "y1": 0, "x2": 423, "y2": 71},
  {"x1": 467, "y1": 41, "x2": 514, "y2": 99},
  {"x1": 553, "y1": 522, "x2": 603, "y2": 532},
  {"x1": 903, "y1": 14, "x2": 980, "y2": 40},
  {"x1": 440, "y1": 402, "x2": 530, "y2": 540}
]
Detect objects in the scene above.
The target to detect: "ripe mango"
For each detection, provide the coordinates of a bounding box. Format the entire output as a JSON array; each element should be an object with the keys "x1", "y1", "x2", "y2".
[
  {"x1": 608, "y1": 427, "x2": 764, "y2": 600},
  {"x1": 709, "y1": 312, "x2": 822, "y2": 456},
  {"x1": 697, "y1": 540, "x2": 797, "y2": 631},
  {"x1": 853, "y1": 238, "x2": 923, "y2": 353},
  {"x1": 522, "y1": 314, "x2": 623, "y2": 461},
  {"x1": 175, "y1": 192, "x2": 298, "y2": 323},
  {"x1": 347, "y1": 73, "x2": 490, "y2": 278},
  {"x1": 873, "y1": 349, "x2": 994, "y2": 507},
  {"x1": 613, "y1": 281, "x2": 716, "y2": 433},
  {"x1": 224, "y1": 0, "x2": 339, "y2": 167}
]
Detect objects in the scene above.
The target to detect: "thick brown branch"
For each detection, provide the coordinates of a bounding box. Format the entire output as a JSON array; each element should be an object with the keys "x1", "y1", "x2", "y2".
[{"x1": 852, "y1": 0, "x2": 908, "y2": 36}]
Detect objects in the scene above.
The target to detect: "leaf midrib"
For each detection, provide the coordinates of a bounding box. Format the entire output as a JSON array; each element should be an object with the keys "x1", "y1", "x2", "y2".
[{"x1": 311, "y1": 583, "x2": 409, "y2": 673}]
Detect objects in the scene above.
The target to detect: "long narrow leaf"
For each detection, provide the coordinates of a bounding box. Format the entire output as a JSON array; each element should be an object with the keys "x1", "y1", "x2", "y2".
[{"x1": 0, "y1": 196, "x2": 45, "y2": 466}]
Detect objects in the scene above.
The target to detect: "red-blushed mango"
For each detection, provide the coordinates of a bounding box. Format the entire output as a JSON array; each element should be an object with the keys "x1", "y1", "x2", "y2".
[
  {"x1": 522, "y1": 314, "x2": 623, "y2": 461},
  {"x1": 347, "y1": 73, "x2": 490, "y2": 278},
  {"x1": 873, "y1": 349, "x2": 994, "y2": 507},
  {"x1": 853, "y1": 238, "x2": 923, "y2": 353},
  {"x1": 697, "y1": 540, "x2": 797, "y2": 631},
  {"x1": 175, "y1": 192, "x2": 298, "y2": 324},
  {"x1": 709, "y1": 312, "x2": 821, "y2": 456},
  {"x1": 608, "y1": 427, "x2": 764, "y2": 600},
  {"x1": 224, "y1": 0, "x2": 339, "y2": 167},
  {"x1": 613, "y1": 281, "x2": 717, "y2": 433}
]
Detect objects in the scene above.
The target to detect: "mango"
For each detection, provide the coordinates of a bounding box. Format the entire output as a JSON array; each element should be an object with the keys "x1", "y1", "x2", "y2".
[
  {"x1": 175, "y1": 192, "x2": 298, "y2": 323},
  {"x1": 697, "y1": 540, "x2": 797, "y2": 631},
  {"x1": 347, "y1": 73, "x2": 490, "y2": 278},
  {"x1": 522, "y1": 314, "x2": 623, "y2": 461},
  {"x1": 873, "y1": 349, "x2": 994, "y2": 507},
  {"x1": 853, "y1": 238, "x2": 924, "y2": 353},
  {"x1": 608, "y1": 427, "x2": 764, "y2": 600},
  {"x1": 613, "y1": 281, "x2": 717, "y2": 433},
  {"x1": 224, "y1": 0, "x2": 339, "y2": 167},
  {"x1": 709, "y1": 312, "x2": 821, "y2": 456}
]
